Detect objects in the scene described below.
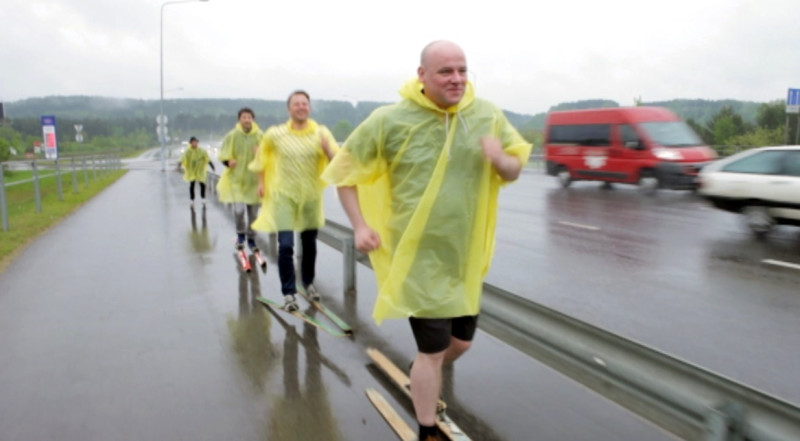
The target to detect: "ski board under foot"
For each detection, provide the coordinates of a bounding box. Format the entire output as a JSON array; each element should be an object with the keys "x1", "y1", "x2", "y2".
[
  {"x1": 367, "y1": 348, "x2": 471, "y2": 441},
  {"x1": 296, "y1": 287, "x2": 353, "y2": 335},
  {"x1": 256, "y1": 296, "x2": 345, "y2": 338},
  {"x1": 365, "y1": 388, "x2": 416, "y2": 441}
]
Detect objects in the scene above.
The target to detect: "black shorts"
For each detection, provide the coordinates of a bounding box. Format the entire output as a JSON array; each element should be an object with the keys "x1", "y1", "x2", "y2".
[{"x1": 408, "y1": 315, "x2": 479, "y2": 354}]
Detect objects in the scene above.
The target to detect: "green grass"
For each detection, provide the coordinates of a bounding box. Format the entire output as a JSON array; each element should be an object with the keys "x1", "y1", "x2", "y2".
[
  {"x1": 3, "y1": 169, "x2": 90, "y2": 185},
  {"x1": 0, "y1": 169, "x2": 127, "y2": 272},
  {"x1": 3, "y1": 170, "x2": 36, "y2": 184}
]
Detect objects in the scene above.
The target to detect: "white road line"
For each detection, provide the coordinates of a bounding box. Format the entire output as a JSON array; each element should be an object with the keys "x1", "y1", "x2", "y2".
[
  {"x1": 558, "y1": 221, "x2": 600, "y2": 231},
  {"x1": 762, "y1": 259, "x2": 800, "y2": 271}
]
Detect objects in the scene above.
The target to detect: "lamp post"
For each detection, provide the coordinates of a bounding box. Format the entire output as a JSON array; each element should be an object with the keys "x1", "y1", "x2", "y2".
[{"x1": 160, "y1": 0, "x2": 209, "y2": 172}]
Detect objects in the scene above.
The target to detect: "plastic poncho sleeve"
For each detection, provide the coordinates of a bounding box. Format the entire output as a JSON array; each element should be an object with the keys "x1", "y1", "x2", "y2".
[{"x1": 495, "y1": 113, "x2": 532, "y2": 184}]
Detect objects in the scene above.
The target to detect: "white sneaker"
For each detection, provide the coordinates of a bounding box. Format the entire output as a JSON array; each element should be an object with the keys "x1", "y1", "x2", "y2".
[
  {"x1": 306, "y1": 284, "x2": 321, "y2": 302},
  {"x1": 283, "y1": 294, "x2": 299, "y2": 312}
]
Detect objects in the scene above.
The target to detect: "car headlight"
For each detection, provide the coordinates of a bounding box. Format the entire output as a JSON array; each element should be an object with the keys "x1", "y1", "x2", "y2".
[{"x1": 653, "y1": 148, "x2": 683, "y2": 161}]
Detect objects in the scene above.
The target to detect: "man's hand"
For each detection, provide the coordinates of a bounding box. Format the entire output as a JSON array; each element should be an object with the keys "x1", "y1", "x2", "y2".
[
  {"x1": 480, "y1": 136, "x2": 522, "y2": 181},
  {"x1": 480, "y1": 136, "x2": 503, "y2": 164},
  {"x1": 228, "y1": 159, "x2": 237, "y2": 169},
  {"x1": 354, "y1": 225, "x2": 381, "y2": 253},
  {"x1": 258, "y1": 182, "x2": 265, "y2": 198}
]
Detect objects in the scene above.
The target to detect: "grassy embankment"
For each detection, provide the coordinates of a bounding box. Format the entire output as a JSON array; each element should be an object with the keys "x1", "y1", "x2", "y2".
[{"x1": 0, "y1": 168, "x2": 127, "y2": 272}]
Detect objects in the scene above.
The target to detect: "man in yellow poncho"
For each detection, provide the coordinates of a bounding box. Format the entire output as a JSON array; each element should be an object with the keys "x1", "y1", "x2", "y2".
[
  {"x1": 322, "y1": 41, "x2": 531, "y2": 441},
  {"x1": 217, "y1": 107, "x2": 263, "y2": 251},
  {"x1": 249, "y1": 91, "x2": 337, "y2": 312},
  {"x1": 179, "y1": 136, "x2": 215, "y2": 208}
]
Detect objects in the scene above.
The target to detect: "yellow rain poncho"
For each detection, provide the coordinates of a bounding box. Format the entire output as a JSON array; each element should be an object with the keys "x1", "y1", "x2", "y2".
[
  {"x1": 249, "y1": 119, "x2": 339, "y2": 232},
  {"x1": 322, "y1": 79, "x2": 531, "y2": 324},
  {"x1": 216, "y1": 122, "x2": 262, "y2": 204},
  {"x1": 180, "y1": 147, "x2": 211, "y2": 182}
]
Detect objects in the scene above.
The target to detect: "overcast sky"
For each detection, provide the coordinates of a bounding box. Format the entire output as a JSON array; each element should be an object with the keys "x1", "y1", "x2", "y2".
[{"x1": 3, "y1": 0, "x2": 799, "y2": 115}]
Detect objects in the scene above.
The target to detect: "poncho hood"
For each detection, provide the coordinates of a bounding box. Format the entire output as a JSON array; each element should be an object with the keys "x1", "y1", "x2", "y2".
[
  {"x1": 234, "y1": 121, "x2": 262, "y2": 135},
  {"x1": 283, "y1": 118, "x2": 320, "y2": 135},
  {"x1": 398, "y1": 78, "x2": 475, "y2": 114}
]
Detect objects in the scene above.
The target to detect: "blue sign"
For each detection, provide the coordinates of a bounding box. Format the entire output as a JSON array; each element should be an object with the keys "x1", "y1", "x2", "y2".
[
  {"x1": 41, "y1": 115, "x2": 58, "y2": 159},
  {"x1": 786, "y1": 88, "x2": 800, "y2": 114}
]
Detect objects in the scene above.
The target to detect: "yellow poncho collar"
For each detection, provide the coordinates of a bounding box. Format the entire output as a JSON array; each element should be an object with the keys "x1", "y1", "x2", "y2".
[
  {"x1": 234, "y1": 121, "x2": 261, "y2": 135},
  {"x1": 282, "y1": 118, "x2": 319, "y2": 135},
  {"x1": 398, "y1": 78, "x2": 475, "y2": 114}
]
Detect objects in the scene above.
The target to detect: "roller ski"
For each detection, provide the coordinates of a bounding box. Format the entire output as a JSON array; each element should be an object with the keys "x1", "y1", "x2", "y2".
[
  {"x1": 366, "y1": 348, "x2": 470, "y2": 441},
  {"x1": 256, "y1": 295, "x2": 346, "y2": 338},
  {"x1": 233, "y1": 236, "x2": 252, "y2": 273},
  {"x1": 365, "y1": 388, "x2": 416, "y2": 441},
  {"x1": 247, "y1": 237, "x2": 267, "y2": 273},
  {"x1": 296, "y1": 284, "x2": 352, "y2": 335}
]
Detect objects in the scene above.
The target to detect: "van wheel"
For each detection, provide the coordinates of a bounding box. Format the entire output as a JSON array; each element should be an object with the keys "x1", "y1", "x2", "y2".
[
  {"x1": 742, "y1": 205, "x2": 774, "y2": 237},
  {"x1": 637, "y1": 171, "x2": 659, "y2": 195},
  {"x1": 557, "y1": 166, "x2": 572, "y2": 188}
]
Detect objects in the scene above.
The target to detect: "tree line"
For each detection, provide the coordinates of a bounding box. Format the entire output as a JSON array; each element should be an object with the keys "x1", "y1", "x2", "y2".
[{"x1": 1, "y1": 96, "x2": 797, "y2": 163}]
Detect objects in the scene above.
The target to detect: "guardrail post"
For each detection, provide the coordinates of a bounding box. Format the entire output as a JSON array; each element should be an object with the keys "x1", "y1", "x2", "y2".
[
  {"x1": 92, "y1": 156, "x2": 97, "y2": 180},
  {"x1": 33, "y1": 160, "x2": 42, "y2": 213},
  {"x1": 0, "y1": 163, "x2": 8, "y2": 231},
  {"x1": 341, "y1": 237, "x2": 356, "y2": 294},
  {"x1": 56, "y1": 158, "x2": 63, "y2": 201},
  {"x1": 71, "y1": 157, "x2": 78, "y2": 193},
  {"x1": 82, "y1": 156, "x2": 88, "y2": 188},
  {"x1": 704, "y1": 402, "x2": 747, "y2": 441}
]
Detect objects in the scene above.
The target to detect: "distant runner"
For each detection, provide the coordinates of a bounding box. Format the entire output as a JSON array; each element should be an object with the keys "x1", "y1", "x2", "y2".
[{"x1": 179, "y1": 136, "x2": 215, "y2": 208}]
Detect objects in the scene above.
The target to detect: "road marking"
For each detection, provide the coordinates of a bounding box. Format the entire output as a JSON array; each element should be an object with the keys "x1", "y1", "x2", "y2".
[
  {"x1": 558, "y1": 221, "x2": 600, "y2": 231},
  {"x1": 762, "y1": 259, "x2": 800, "y2": 271}
]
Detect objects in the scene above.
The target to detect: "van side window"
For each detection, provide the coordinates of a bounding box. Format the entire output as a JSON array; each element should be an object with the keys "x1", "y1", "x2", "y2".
[
  {"x1": 547, "y1": 124, "x2": 610, "y2": 146},
  {"x1": 620, "y1": 125, "x2": 640, "y2": 148}
]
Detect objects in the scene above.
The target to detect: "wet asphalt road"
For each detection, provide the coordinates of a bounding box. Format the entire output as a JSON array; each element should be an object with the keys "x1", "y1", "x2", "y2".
[{"x1": 0, "y1": 153, "x2": 796, "y2": 440}]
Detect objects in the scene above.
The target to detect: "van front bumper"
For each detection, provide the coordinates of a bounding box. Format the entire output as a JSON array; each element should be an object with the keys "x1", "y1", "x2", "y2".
[{"x1": 655, "y1": 162, "x2": 710, "y2": 190}]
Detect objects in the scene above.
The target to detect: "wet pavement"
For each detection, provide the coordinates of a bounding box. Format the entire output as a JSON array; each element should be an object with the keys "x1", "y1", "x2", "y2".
[{"x1": 1, "y1": 154, "x2": 795, "y2": 440}]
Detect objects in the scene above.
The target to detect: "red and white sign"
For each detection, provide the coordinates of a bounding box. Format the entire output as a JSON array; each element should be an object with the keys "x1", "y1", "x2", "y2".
[{"x1": 41, "y1": 115, "x2": 58, "y2": 159}]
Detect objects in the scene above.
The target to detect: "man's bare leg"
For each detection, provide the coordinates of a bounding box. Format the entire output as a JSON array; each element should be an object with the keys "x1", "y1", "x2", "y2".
[
  {"x1": 410, "y1": 350, "x2": 445, "y2": 426},
  {"x1": 410, "y1": 337, "x2": 472, "y2": 427}
]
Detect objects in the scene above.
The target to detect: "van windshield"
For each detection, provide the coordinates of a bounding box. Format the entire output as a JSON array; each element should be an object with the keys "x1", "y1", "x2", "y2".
[{"x1": 639, "y1": 122, "x2": 703, "y2": 148}]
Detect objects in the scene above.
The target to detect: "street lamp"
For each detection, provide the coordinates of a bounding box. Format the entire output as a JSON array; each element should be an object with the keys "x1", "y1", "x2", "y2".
[{"x1": 159, "y1": 0, "x2": 209, "y2": 172}]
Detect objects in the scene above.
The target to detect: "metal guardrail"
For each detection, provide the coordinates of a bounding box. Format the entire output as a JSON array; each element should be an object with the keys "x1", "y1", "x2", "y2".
[
  {"x1": 0, "y1": 154, "x2": 122, "y2": 231},
  {"x1": 317, "y1": 219, "x2": 800, "y2": 441}
]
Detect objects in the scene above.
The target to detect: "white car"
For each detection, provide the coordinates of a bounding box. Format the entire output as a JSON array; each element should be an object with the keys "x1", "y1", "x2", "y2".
[{"x1": 699, "y1": 146, "x2": 800, "y2": 236}]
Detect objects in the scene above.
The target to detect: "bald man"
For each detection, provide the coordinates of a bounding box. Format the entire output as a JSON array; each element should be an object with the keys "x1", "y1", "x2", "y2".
[{"x1": 324, "y1": 40, "x2": 532, "y2": 440}]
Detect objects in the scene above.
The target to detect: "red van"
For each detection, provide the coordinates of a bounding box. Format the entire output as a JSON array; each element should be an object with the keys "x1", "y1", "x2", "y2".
[{"x1": 544, "y1": 107, "x2": 717, "y2": 192}]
